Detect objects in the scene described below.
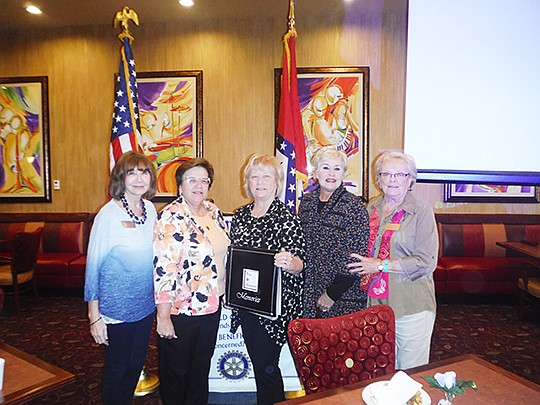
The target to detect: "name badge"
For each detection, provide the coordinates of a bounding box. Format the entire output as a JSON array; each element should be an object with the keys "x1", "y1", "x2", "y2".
[
  {"x1": 385, "y1": 223, "x2": 401, "y2": 231},
  {"x1": 121, "y1": 220, "x2": 136, "y2": 228}
]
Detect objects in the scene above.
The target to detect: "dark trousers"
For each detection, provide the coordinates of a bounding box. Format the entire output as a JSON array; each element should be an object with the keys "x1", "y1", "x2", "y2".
[
  {"x1": 102, "y1": 312, "x2": 154, "y2": 405},
  {"x1": 158, "y1": 307, "x2": 221, "y2": 405},
  {"x1": 240, "y1": 310, "x2": 285, "y2": 405}
]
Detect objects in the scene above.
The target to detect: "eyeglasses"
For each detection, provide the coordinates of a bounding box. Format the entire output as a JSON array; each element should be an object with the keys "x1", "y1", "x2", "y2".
[
  {"x1": 379, "y1": 172, "x2": 410, "y2": 179},
  {"x1": 185, "y1": 177, "x2": 211, "y2": 186}
]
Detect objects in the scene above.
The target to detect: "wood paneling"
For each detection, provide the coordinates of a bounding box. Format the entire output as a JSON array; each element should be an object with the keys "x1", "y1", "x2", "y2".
[{"x1": 1, "y1": 0, "x2": 537, "y2": 214}]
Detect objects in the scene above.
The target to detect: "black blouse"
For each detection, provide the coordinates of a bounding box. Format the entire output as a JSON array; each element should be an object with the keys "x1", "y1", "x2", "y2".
[
  {"x1": 229, "y1": 198, "x2": 306, "y2": 345},
  {"x1": 299, "y1": 185, "x2": 369, "y2": 318}
]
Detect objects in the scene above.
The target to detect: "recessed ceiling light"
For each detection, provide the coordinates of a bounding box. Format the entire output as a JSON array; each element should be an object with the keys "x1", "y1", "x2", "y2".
[
  {"x1": 26, "y1": 5, "x2": 42, "y2": 15},
  {"x1": 179, "y1": 0, "x2": 194, "y2": 7}
]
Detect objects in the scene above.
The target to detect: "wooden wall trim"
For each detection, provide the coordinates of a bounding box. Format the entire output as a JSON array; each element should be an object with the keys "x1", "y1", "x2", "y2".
[{"x1": 435, "y1": 214, "x2": 540, "y2": 224}]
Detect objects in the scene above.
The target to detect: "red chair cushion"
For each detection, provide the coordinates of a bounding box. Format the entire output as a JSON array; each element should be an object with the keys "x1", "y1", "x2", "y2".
[{"x1": 287, "y1": 305, "x2": 395, "y2": 395}]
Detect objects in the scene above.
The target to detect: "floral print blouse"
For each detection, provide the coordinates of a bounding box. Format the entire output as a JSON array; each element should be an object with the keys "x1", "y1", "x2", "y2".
[
  {"x1": 229, "y1": 198, "x2": 306, "y2": 346},
  {"x1": 153, "y1": 196, "x2": 230, "y2": 316}
]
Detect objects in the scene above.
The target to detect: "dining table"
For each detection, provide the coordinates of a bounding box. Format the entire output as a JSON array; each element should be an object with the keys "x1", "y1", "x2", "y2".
[
  {"x1": 278, "y1": 354, "x2": 540, "y2": 404},
  {"x1": 0, "y1": 342, "x2": 75, "y2": 404},
  {"x1": 496, "y1": 241, "x2": 540, "y2": 262}
]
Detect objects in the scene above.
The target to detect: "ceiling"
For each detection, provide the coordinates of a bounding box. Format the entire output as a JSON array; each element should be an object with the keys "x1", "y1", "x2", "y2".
[{"x1": 0, "y1": 0, "x2": 350, "y2": 32}]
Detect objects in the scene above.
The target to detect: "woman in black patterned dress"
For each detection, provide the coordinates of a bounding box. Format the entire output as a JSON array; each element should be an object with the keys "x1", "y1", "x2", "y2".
[
  {"x1": 299, "y1": 147, "x2": 369, "y2": 318},
  {"x1": 230, "y1": 154, "x2": 305, "y2": 405}
]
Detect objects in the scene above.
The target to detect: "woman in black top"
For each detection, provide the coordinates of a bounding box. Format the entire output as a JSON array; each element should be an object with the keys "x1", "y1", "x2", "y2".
[
  {"x1": 299, "y1": 146, "x2": 369, "y2": 318},
  {"x1": 230, "y1": 153, "x2": 305, "y2": 405}
]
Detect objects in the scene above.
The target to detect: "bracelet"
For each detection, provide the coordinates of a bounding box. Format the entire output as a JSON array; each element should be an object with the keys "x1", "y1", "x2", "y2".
[
  {"x1": 384, "y1": 259, "x2": 389, "y2": 273},
  {"x1": 90, "y1": 316, "x2": 102, "y2": 326}
]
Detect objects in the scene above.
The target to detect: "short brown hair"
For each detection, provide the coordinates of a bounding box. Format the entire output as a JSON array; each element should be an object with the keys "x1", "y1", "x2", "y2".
[
  {"x1": 109, "y1": 151, "x2": 157, "y2": 199},
  {"x1": 175, "y1": 158, "x2": 215, "y2": 190}
]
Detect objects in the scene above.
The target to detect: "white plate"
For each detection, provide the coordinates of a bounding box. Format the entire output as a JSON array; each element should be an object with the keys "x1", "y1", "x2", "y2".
[{"x1": 362, "y1": 381, "x2": 431, "y2": 405}]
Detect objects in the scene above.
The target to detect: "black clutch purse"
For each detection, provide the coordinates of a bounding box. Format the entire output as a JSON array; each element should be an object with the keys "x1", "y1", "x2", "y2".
[{"x1": 326, "y1": 272, "x2": 358, "y2": 301}]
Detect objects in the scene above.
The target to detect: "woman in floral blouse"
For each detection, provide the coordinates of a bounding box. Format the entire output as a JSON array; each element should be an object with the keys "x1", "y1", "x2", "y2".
[
  {"x1": 153, "y1": 158, "x2": 230, "y2": 405},
  {"x1": 230, "y1": 154, "x2": 305, "y2": 405}
]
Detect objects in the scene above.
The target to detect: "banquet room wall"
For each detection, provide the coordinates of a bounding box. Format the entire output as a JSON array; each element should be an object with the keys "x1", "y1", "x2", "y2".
[{"x1": 0, "y1": 0, "x2": 537, "y2": 215}]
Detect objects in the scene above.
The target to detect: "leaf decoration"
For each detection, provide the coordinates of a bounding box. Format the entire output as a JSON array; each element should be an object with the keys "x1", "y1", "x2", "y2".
[
  {"x1": 422, "y1": 376, "x2": 477, "y2": 397},
  {"x1": 422, "y1": 376, "x2": 441, "y2": 388}
]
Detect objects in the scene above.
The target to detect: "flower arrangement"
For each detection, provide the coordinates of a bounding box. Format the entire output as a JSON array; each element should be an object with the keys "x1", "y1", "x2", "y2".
[{"x1": 423, "y1": 371, "x2": 477, "y2": 404}]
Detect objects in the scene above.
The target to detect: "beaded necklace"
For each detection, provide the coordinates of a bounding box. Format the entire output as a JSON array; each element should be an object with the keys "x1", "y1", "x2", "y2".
[{"x1": 120, "y1": 193, "x2": 147, "y2": 225}]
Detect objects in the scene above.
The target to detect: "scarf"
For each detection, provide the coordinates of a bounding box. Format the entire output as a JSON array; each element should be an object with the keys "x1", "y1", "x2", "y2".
[{"x1": 360, "y1": 207, "x2": 406, "y2": 299}]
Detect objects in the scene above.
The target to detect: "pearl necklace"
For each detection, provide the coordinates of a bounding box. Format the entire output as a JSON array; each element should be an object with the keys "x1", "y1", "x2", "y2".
[{"x1": 120, "y1": 194, "x2": 147, "y2": 225}]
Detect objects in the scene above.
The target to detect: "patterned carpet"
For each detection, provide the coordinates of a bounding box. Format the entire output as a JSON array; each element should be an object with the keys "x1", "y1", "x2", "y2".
[{"x1": 0, "y1": 293, "x2": 538, "y2": 404}]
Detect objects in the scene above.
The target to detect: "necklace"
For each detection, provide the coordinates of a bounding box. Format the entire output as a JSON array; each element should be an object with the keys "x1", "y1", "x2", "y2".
[{"x1": 120, "y1": 193, "x2": 147, "y2": 225}]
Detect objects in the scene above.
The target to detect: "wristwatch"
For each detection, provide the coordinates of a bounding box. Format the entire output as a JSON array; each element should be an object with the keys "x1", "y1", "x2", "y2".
[{"x1": 377, "y1": 261, "x2": 384, "y2": 272}]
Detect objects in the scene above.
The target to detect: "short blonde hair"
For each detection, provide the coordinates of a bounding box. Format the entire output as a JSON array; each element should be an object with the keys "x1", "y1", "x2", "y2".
[
  {"x1": 242, "y1": 154, "x2": 284, "y2": 199},
  {"x1": 311, "y1": 146, "x2": 348, "y2": 174},
  {"x1": 374, "y1": 151, "x2": 417, "y2": 188}
]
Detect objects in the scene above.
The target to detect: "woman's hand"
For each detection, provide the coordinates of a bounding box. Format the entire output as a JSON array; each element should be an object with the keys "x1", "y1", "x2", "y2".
[
  {"x1": 274, "y1": 248, "x2": 303, "y2": 275},
  {"x1": 156, "y1": 303, "x2": 178, "y2": 340},
  {"x1": 347, "y1": 253, "x2": 382, "y2": 275},
  {"x1": 156, "y1": 317, "x2": 177, "y2": 340},
  {"x1": 203, "y1": 199, "x2": 219, "y2": 217},
  {"x1": 88, "y1": 300, "x2": 108, "y2": 345},
  {"x1": 90, "y1": 317, "x2": 108, "y2": 346},
  {"x1": 317, "y1": 291, "x2": 335, "y2": 312}
]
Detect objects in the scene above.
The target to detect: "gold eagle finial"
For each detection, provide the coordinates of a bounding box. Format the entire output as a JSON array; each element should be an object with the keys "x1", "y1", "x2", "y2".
[{"x1": 113, "y1": 6, "x2": 139, "y2": 41}]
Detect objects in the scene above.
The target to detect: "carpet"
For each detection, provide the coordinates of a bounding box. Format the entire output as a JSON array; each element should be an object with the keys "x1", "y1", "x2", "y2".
[{"x1": 0, "y1": 294, "x2": 538, "y2": 404}]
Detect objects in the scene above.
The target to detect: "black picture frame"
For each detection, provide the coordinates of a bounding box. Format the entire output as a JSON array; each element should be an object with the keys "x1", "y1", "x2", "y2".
[{"x1": 0, "y1": 76, "x2": 51, "y2": 203}]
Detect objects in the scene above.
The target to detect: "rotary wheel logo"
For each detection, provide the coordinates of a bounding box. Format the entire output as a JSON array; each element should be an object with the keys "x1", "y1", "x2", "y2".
[{"x1": 217, "y1": 350, "x2": 251, "y2": 381}]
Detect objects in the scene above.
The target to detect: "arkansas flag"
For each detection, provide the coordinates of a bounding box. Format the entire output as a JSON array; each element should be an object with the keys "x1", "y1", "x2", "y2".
[
  {"x1": 109, "y1": 36, "x2": 142, "y2": 170},
  {"x1": 275, "y1": 14, "x2": 307, "y2": 213}
]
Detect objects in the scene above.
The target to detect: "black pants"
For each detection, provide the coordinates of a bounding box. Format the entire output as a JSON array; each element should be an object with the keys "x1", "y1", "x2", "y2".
[
  {"x1": 158, "y1": 307, "x2": 221, "y2": 405},
  {"x1": 240, "y1": 309, "x2": 285, "y2": 405},
  {"x1": 102, "y1": 312, "x2": 154, "y2": 405}
]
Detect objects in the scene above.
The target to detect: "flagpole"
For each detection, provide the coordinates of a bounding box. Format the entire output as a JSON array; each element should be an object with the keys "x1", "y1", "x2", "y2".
[
  {"x1": 276, "y1": 0, "x2": 307, "y2": 214},
  {"x1": 109, "y1": 7, "x2": 144, "y2": 171},
  {"x1": 113, "y1": 6, "x2": 141, "y2": 153},
  {"x1": 287, "y1": 0, "x2": 297, "y2": 35},
  {"x1": 283, "y1": 0, "x2": 297, "y2": 91},
  {"x1": 109, "y1": 8, "x2": 159, "y2": 396},
  {"x1": 279, "y1": 6, "x2": 307, "y2": 401}
]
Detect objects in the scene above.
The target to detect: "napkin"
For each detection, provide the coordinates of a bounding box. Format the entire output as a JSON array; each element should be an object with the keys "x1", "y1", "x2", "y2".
[{"x1": 371, "y1": 371, "x2": 423, "y2": 405}]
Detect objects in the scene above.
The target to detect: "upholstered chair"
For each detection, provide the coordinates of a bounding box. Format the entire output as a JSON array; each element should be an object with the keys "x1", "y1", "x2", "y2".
[
  {"x1": 287, "y1": 305, "x2": 396, "y2": 395},
  {"x1": 0, "y1": 229, "x2": 43, "y2": 315}
]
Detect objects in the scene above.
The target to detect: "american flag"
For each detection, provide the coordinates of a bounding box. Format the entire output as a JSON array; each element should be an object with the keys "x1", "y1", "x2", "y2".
[
  {"x1": 275, "y1": 5, "x2": 307, "y2": 214},
  {"x1": 109, "y1": 36, "x2": 142, "y2": 170}
]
